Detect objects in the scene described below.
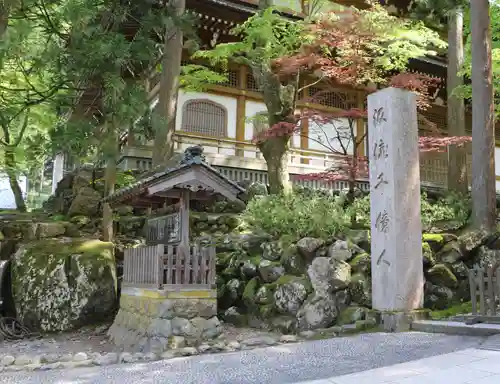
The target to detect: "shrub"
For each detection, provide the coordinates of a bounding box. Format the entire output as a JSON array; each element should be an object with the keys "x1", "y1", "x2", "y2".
[
  {"x1": 241, "y1": 191, "x2": 348, "y2": 240},
  {"x1": 348, "y1": 191, "x2": 471, "y2": 229}
]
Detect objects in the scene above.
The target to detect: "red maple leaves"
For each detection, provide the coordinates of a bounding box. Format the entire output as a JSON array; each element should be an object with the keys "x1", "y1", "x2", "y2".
[{"x1": 254, "y1": 5, "x2": 471, "y2": 186}]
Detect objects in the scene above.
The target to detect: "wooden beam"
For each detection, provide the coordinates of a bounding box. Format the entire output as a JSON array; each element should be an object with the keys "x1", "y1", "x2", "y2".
[
  {"x1": 179, "y1": 189, "x2": 190, "y2": 250},
  {"x1": 356, "y1": 91, "x2": 366, "y2": 157},
  {"x1": 147, "y1": 169, "x2": 197, "y2": 195},
  {"x1": 194, "y1": 167, "x2": 241, "y2": 201},
  {"x1": 235, "y1": 66, "x2": 247, "y2": 156},
  {"x1": 154, "y1": 189, "x2": 215, "y2": 200},
  {"x1": 300, "y1": 109, "x2": 309, "y2": 165}
]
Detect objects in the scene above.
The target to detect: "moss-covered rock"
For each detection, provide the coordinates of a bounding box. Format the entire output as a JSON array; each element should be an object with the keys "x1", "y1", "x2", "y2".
[
  {"x1": 344, "y1": 229, "x2": 370, "y2": 253},
  {"x1": 458, "y1": 230, "x2": 489, "y2": 255},
  {"x1": 424, "y1": 282, "x2": 454, "y2": 310},
  {"x1": 242, "y1": 277, "x2": 260, "y2": 310},
  {"x1": 280, "y1": 244, "x2": 306, "y2": 275},
  {"x1": 296, "y1": 293, "x2": 338, "y2": 331},
  {"x1": 273, "y1": 275, "x2": 311, "y2": 316},
  {"x1": 261, "y1": 241, "x2": 283, "y2": 261},
  {"x1": 246, "y1": 182, "x2": 268, "y2": 201},
  {"x1": 348, "y1": 273, "x2": 372, "y2": 307},
  {"x1": 337, "y1": 306, "x2": 367, "y2": 325},
  {"x1": 349, "y1": 253, "x2": 371, "y2": 275},
  {"x1": 216, "y1": 252, "x2": 234, "y2": 272},
  {"x1": 426, "y1": 263, "x2": 458, "y2": 289},
  {"x1": 255, "y1": 284, "x2": 275, "y2": 305},
  {"x1": 36, "y1": 222, "x2": 67, "y2": 239},
  {"x1": 422, "y1": 234, "x2": 445, "y2": 252},
  {"x1": 11, "y1": 239, "x2": 117, "y2": 332},
  {"x1": 436, "y1": 241, "x2": 463, "y2": 264},
  {"x1": 422, "y1": 242, "x2": 435, "y2": 268},
  {"x1": 68, "y1": 187, "x2": 101, "y2": 217},
  {"x1": 258, "y1": 260, "x2": 285, "y2": 283},
  {"x1": 475, "y1": 246, "x2": 500, "y2": 269}
]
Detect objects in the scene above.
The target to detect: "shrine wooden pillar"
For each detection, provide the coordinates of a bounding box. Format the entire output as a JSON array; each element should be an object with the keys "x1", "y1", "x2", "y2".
[{"x1": 179, "y1": 190, "x2": 190, "y2": 254}]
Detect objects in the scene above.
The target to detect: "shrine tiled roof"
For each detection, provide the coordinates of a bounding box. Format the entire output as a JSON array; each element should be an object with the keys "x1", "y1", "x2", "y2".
[{"x1": 102, "y1": 145, "x2": 246, "y2": 204}]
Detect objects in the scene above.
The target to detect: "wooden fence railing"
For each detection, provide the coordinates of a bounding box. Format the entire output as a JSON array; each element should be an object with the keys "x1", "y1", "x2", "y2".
[
  {"x1": 466, "y1": 265, "x2": 500, "y2": 324},
  {"x1": 122, "y1": 244, "x2": 216, "y2": 290}
]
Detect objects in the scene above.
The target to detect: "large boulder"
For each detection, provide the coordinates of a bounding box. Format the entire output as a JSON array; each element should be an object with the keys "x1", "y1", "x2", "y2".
[
  {"x1": 458, "y1": 230, "x2": 489, "y2": 256},
  {"x1": 68, "y1": 187, "x2": 102, "y2": 217},
  {"x1": 280, "y1": 245, "x2": 307, "y2": 275},
  {"x1": 435, "y1": 241, "x2": 463, "y2": 264},
  {"x1": 274, "y1": 276, "x2": 311, "y2": 316},
  {"x1": 475, "y1": 246, "x2": 500, "y2": 269},
  {"x1": 246, "y1": 182, "x2": 268, "y2": 201},
  {"x1": 426, "y1": 264, "x2": 458, "y2": 289},
  {"x1": 296, "y1": 237, "x2": 324, "y2": 260},
  {"x1": 11, "y1": 239, "x2": 117, "y2": 332},
  {"x1": 307, "y1": 257, "x2": 351, "y2": 296},
  {"x1": 296, "y1": 294, "x2": 338, "y2": 331},
  {"x1": 258, "y1": 260, "x2": 285, "y2": 283}
]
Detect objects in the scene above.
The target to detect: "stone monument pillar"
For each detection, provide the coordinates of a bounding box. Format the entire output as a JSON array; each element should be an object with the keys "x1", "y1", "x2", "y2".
[
  {"x1": 51, "y1": 153, "x2": 65, "y2": 194},
  {"x1": 367, "y1": 88, "x2": 424, "y2": 319}
]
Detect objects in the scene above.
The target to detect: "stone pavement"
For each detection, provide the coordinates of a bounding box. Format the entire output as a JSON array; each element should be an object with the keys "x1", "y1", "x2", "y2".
[
  {"x1": 0, "y1": 332, "x2": 484, "y2": 384},
  {"x1": 311, "y1": 347, "x2": 500, "y2": 384}
]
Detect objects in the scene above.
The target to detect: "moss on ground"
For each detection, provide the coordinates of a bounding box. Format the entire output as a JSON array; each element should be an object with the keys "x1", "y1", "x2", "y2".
[{"x1": 430, "y1": 301, "x2": 472, "y2": 320}]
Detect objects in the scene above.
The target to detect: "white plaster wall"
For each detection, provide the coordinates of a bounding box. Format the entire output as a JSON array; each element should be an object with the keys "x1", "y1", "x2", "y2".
[
  {"x1": 272, "y1": 0, "x2": 302, "y2": 12},
  {"x1": 0, "y1": 174, "x2": 26, "y2": 209},
  {"x1": 308, "y1": 118, "x2": 355, "y2": 168},
  {"x1": 175, "y1": 90, "x2": 237, "y2": 156},
  {"x1": 149, "y1": 91, "x2": 238, "y2": 156},
  {"x1": 244, "y1": 101, "x2": 302, "y2": 160},
  {"x1": 244, "y1": 100, "x2": 267, "y2": 159},
  {"x1": 495, "y1": 147, "x2": 500, "y2": 191}
]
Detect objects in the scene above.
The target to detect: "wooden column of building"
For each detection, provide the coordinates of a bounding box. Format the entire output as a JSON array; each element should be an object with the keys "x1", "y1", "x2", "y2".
[
  {"x1": 179, "y1": 190, "x2": 190, "y2": 257},
  {"x1": 235, "y1": 66, "x2": 247, "y2": 157},
  {"x1": 300, "y1": 79, "x2": 310, "y2": 164},
  {"x1": 356, "y1": 91, "x2": 366, "y2": 157}
]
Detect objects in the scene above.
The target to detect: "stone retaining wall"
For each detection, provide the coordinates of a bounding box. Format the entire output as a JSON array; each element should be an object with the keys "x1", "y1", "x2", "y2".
[{"x1": 107, "y1": 287, "x2": 221, "y2": 353}]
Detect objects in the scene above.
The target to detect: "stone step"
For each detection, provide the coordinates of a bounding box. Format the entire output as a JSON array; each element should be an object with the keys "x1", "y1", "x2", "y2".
[
  {"x1": 479, "y1": 334, "x2": 500, "y2": 351},
  {"x1": 411, "y1": 320, "x2": 500, "y2": 337}
]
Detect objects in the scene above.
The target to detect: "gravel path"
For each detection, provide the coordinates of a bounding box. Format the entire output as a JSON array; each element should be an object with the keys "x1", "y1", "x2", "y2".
[{"x1": 0, "y1": 332, "x2": 485, "y2": 384}]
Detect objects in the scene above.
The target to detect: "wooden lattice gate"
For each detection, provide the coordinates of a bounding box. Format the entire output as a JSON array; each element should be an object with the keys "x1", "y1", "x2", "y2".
[{"x1": 466, "y1": 265, "x2": 500, "y2": 325}]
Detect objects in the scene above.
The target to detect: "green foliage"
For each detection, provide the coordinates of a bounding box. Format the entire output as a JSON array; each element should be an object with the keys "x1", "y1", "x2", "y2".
[
  {"x1": 241, "y1": 191, "x2": 348, "y2": 240},
  {"x1": 347, "y1": 191, "x2": 471, "y2": 229},
  {"x1": 420, "y1": 192, "x2": 471, "y2": 228},
  {"x1": 179, "y1": 64, "x2": 228, "y2": 91},
  {"x1": 193, "y1": 6, "x2": 308, "y2": 86},
  {"x1": 456, "y1": 2, "x2": 500, "y2": 119},
  {"x1": 357, "y1": 4, "x2": 446, "y2": 74}
]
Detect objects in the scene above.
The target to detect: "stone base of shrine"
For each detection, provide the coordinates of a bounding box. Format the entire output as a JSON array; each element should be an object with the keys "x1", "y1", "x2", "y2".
[{"x1": 107, "y1": 287, "x2": 221, "y2": 353}]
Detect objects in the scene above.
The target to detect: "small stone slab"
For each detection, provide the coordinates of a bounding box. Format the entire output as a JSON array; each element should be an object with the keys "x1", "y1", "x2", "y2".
[
  {"x1": 412, "y1": 320, "x2": 500, "y2": 337},
  {"x1": 479, "y1": 334, "x2": 500, "y2": 351}
]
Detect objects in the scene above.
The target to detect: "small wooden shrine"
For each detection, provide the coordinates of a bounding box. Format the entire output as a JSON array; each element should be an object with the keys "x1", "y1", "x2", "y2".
[{"x1": 103, "y1": 145, "x2": 246, "y2": 289}]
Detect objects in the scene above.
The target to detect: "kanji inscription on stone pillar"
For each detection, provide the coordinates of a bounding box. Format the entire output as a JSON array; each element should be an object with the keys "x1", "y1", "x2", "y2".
[{"x1": 368, "y1": 87, "x2": 424, "y2": 311}]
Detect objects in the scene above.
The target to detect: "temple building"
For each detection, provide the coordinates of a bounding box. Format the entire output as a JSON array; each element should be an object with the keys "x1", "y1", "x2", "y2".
[{"x1": 52, "y1": 0, "x2": 500, "y2": 192}]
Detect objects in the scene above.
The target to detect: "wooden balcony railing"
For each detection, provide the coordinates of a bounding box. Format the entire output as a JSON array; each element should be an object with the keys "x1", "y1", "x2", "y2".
[
  {"x1": 123, "y1": 244, "x2": 216, "y2": 290},
  {"x1": 122, "y1": 132, "x2": 472, "y2": 190}
]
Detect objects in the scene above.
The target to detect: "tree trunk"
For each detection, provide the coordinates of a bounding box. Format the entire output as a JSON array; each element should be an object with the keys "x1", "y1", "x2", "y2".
[
  {"x1": 151, "y1": 0, "x2": 185, "y2": 167},
  {"x1": 259, "y1": 136, "x2": 291, "y2": 195},
  {"x1": 102, "y1": 127, "x2": 117, "y2": 242},
  {"x1": 470, "y1": 0, "x2": 496, "y2": 230},
  {"x1": 4, "y1": 148, "x2": 26, "y2": 212},
  {"x1": 447, "y1": 8, "x2": 467, "y2": 194},
  {"x1": 0, "y1": 0, "x2": 13, "y2": 39}
]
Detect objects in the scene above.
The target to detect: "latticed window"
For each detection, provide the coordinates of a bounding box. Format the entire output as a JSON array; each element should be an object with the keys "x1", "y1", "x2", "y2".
[
  {"x1": 307, "y1": 87, "x2": 357, "y2": 109},
  {"x1": 181, "y1": 99, "x2": 227, "y2": 137}
]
